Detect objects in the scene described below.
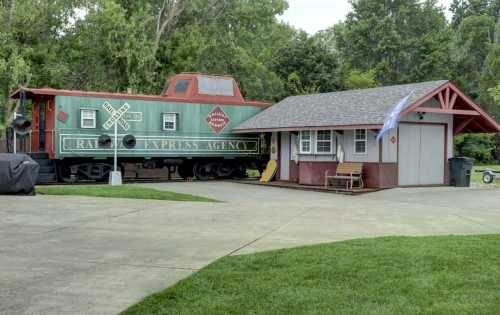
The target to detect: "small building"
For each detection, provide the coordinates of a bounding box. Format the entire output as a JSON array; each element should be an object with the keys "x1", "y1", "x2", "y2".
[{"x1": 234, "y1": 80, "x2": 500, "y2": 188}]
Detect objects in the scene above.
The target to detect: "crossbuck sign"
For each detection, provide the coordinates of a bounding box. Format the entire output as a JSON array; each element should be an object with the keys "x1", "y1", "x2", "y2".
[
  {"x1": 101, "y1": 101, "x2": 131, "y2": 186},
  {"x1": 103, "y1": 102, "x2": 130, "y2": 131}
]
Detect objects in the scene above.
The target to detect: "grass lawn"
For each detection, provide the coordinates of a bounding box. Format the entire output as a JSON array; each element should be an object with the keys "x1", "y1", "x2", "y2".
[
  {"x1": 122, "y1": 235, "x2": 500, "y2": 315},
  {"x1": 472, "y1": 164, "x2": 500, "y2": 187},
  {"x1": 36, "y1": 185, "x2": 218, "y2": 202}
]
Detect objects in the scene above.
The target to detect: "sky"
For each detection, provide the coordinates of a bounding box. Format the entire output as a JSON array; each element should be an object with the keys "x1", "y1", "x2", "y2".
[{"x1": 279, "y1": 0, "x2": 454, "y2": 34}]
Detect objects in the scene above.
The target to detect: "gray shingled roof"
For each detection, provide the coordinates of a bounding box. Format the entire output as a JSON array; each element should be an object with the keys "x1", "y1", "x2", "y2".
[{"x1": 234, "y1": 80, "x2": 448, "y2": 131}]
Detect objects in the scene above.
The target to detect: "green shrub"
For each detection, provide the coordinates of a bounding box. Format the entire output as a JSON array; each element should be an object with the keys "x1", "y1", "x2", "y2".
[{"x1": 454, "y1": 133, "x2": 496, "y2": 162}]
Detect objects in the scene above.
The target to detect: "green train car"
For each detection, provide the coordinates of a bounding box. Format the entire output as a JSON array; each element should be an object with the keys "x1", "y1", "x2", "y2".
[{"x1": 11, "y1": 73, "x2": 269, "y2": 182}]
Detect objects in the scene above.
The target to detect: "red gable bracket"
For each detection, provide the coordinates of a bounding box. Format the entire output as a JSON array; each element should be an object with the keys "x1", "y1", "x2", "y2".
[{"x1": 401, "y1": 82, "x2": 500, "y2": 134}]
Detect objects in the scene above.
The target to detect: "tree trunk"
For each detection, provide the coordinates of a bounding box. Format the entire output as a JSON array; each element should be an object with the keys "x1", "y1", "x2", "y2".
[{"x1": 152, "y1": 0, "x2": 185, "y2": 55}]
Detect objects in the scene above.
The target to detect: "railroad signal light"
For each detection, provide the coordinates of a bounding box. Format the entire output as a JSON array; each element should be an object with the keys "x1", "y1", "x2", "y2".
[
  {"x1": 122, "y1": 134, "x2": 136, "y2": 149},
  {"x1": 98, "y1": 134, "x2": 112, "y2": 149},
  {"x1": 12, "y1": 116, "x2": 32, "y2": 135}
]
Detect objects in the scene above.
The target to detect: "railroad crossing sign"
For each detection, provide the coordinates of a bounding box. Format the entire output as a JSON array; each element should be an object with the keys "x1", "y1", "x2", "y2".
[{"x1": 102, "y1": 102, "x2": 130, "y2": 131}]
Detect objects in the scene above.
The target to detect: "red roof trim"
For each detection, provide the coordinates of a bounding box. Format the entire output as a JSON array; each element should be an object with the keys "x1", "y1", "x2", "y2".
[
  {"x1": 10, "y1": 87, "x2": 271, "y2": 108},
  {"x1": 447, "y1": 82, "x2": 500, "y2": 132},
  {"x1": 233, "y1": 124, "x2": 384, "y2": 133},
  {"x1": 401, "y1": 81, "x2": 500, "y2": 133},
  {"x1": 400, "y1": 81, "x2": 449, "y2": 116}
]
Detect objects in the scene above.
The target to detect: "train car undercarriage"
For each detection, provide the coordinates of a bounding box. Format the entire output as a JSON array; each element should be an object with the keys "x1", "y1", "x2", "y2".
[{"x1": 55, "y1": 157, "x2": 263, "y2": 183}]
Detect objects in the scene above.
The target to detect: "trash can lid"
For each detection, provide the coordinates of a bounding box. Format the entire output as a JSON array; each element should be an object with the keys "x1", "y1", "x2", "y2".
[{"x1": 448, "y1": 156, "x2": 475, "y2": 162}]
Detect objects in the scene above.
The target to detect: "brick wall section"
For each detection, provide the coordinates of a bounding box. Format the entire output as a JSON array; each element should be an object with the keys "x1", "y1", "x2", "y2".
[
  {"x1": 298, "y1": 162, "x2": 336, "y2": 185},
  {"x1": 374, "y1": 163, "x2": 398, "y2": 188},
  {"x1": 296, "y1": 161, "x2": 398, "y2": 188},
  {"x1": 289, "y1": 160, "x2": 299, "y2": 183}
]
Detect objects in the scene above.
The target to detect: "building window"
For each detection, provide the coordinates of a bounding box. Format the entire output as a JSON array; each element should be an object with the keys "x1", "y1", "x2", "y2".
[
  {"x1": 316, "y1": 130, "x2": 332, "y2": 154},
  {"x1": 163, "y1": 113, "x2": 177, "y2": 131},
  {"x1": 354, "y1": 129, "x2": 367, "y2": 154},
  {"x1": 300, "y1": 130, "x2": 312, "y2": 154},
  {"x1": 80, "y1": 109, "x2": 96, "y2": 129}
]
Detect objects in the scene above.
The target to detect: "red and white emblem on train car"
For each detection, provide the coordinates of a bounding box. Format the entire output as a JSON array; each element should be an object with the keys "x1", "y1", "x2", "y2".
[{"x1": 206, "y1": 106, "x2": 230, "y2": 134}]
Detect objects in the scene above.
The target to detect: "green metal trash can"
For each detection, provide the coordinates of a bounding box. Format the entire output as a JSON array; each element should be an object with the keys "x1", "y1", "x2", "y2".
[{"x1": 449, "y1": 157, "x2": 475, "y2": 187}]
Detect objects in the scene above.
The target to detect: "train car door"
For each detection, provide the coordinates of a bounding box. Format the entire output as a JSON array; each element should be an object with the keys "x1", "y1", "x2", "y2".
[
  {"x1": 31, "y1": 97, "x2": 55, "y2": 155},
  {"x1": 38, "y1": 101, "x2": 46, "y2": 151}
]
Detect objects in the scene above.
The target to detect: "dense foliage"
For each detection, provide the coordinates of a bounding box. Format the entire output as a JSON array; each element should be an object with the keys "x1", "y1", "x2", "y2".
[{"x1": 0, "y1": 0, "x2": 499, "y2": 160}]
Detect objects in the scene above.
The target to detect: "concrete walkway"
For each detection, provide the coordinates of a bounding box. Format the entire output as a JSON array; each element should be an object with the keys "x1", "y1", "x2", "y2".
[{"x1": 1, "y1": 182, "x2": 499, "y2": 314}]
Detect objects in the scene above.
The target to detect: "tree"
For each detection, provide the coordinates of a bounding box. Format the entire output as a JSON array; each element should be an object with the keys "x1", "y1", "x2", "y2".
[
  {"x1": 450, "y1": 0, "x2": 500, "y2": 30},
  {"x1": 454, "y1": 133, "x2": 496, "y2": 162},
  {"x1": 0, "y1": 0, "x2": 81, "y2": 127},
  {"x1": 155, "y1": 0, "x2": 291, "y2": 100},
  {"x1": 345, "y1": 70, "x2": 379, "y2": 90},
  {"x1": 335, "y1": 0, "x2": 453, "y2": 85},
  {"x1": 490, "y1": 84, "x2": 500, "y2": 103},
  {"x1": 452, "y1": 15, "x2": 496, "y2": 100},
  {"x1": 450, "y1": 0, "x2": 500, "y2": 162},
  {"x1": 115, "y1": 0, "x2": 227, "y2": 56},
  {"x1": 284, "y1": 72, "x2": 320, "y2": 95},
  {"x1": 479, "y1": 17, "x2": 500, "y2": 119},
  {"x1": 271, "y1": 31, "x2": 340, "y2": 96},
  {"x1": 489, "y1": 84, "x2": 500, "y2": 160},
  {"x1": 63, "y1": 0, "x2": 158, "y2": 93}
]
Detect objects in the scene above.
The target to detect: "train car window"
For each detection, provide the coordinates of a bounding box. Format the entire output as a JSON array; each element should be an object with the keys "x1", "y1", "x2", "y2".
[
  {"x1": 81, "y1": 109, "x2": 97, "y2": 129},
  {"x1": 174, "y1": 80, "x2": 190, "y2": 93},
  {"x1": 163, "y1": 113, "x2": 177, "y2": 131},
  {"x1": 197, "y1": 76, "x2": 234, "y2": 96}
]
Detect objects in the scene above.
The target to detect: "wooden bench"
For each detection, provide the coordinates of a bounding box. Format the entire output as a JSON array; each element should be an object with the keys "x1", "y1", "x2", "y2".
[{"x1": 325, "y1": 162, "x2": 364, "y2": 190}]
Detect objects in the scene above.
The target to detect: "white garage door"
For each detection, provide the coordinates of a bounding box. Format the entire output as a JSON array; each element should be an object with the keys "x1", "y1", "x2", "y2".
[{"x1": 398, "y1": 124, "x2": 445, "y2": 186}]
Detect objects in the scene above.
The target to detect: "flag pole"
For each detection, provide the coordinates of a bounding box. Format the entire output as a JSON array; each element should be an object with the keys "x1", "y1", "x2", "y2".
[
  {"x1": 114, "y1": 120, "x2": 118, "y2": 173},
  {"x1": 109, "y1": 118, "x2": 122, "y2": 186},
  {"x1": 376, "y1": 90, "x2": 415, "y2": 142}
]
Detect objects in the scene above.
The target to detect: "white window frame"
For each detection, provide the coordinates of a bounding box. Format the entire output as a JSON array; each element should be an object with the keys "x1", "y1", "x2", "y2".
[
  {"x1": 163, "y1": 113, "x2": 177, "y2": 131},
  {"x1": 299, "y1": 130, "x2": 312, "y2": 154},
  {"x1": 80, "y1": 109, "x2": 96, "y2": 129},
  {"x1": 354, "y1": 129, "x2": 368, "y2": 155},
  {"x1": 315, "y1": 130, "x2": 333, "y2": 154}
]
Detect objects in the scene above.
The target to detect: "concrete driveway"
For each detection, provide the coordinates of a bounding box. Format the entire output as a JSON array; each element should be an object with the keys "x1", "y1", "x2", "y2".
[{"x1": 1, "y1": 182, "x2": 499, "y2": 314}]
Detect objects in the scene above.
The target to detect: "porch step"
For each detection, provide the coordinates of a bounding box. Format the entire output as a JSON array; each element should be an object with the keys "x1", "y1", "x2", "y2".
[
  {"x1": 34, "y1": 159, "x2": 51, "y2": 167},
  {"x1": 29, "y1": 152, "x2": 57, "y2": 184},
  {"x1": 37, "y1": 173, "x2": 57, "y2": 184},
  {"x1": 29, "y1": 152, "x2": 49, "y2": 159},
  {"x1": 39, "y1": 165, "x2": 55, "y2": 174}
]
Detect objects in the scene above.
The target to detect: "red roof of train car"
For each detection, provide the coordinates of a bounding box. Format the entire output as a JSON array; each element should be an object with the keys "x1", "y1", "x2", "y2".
[{"x1": 10, "y1": 73, "x2": 271, "y2": 108}]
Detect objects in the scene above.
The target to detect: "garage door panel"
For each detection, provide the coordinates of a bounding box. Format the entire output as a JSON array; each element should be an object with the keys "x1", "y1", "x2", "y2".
[
  {"x1": 398, "y1": 124, "x2": 445, "y2": 186},
  {"x1": 398, "y1": 125, "x2": 421, "y2": 186},
  {"x1": 419, "y1": 125, "x2": 445, "y2": 185}
]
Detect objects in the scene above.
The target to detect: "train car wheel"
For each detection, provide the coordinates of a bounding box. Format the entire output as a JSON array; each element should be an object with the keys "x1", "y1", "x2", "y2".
[
  {"x1": 78, "y1": 163, "x2": 113, "y2": 182},
  {"x1": 216, "y1": 162, "x2": 235, "y2": 178},
  {"x1": 231, "y1": 163, "x2": 247, "y2": 179},
  {"x1": 178, "y1": 161, "x2": 193, "y2": 179},
  {"x1": 57, "y1": 163, "x2": 78, "y2": 183},
  {"x1": 95, "y1": 164, "x2": 114, "y2": 182},
  {"x1": 193, "y1": 163, "x2": 213, "y2": 181}
]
